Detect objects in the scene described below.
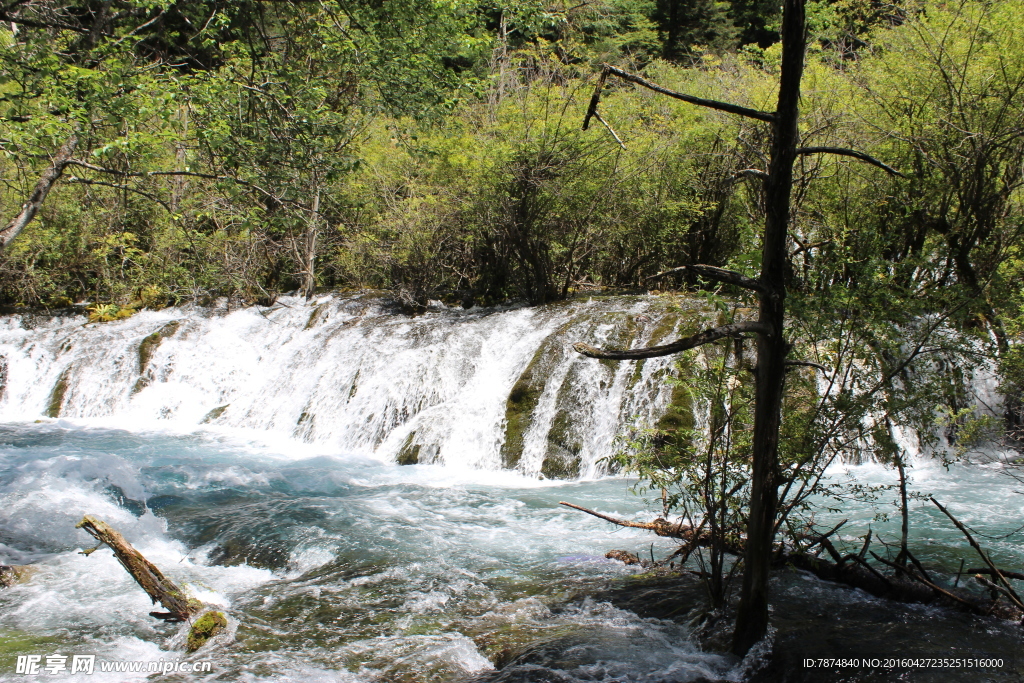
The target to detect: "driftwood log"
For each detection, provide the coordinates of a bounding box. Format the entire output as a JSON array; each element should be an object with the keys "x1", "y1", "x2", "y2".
[{"x1": 76, "y1": 515, "x2": 227, "y2": 651}]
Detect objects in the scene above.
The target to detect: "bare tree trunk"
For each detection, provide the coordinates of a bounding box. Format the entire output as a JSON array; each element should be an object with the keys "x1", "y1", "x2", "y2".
[
  {"x1": 0, "y1": 134, "x2": 79, "y2": 252},
  {"x1": 303, "y1": 185, "x2": 321, "y2": 299},
  {"x1": 731, "y1": 0, "x2": 805, "y2": 657}
]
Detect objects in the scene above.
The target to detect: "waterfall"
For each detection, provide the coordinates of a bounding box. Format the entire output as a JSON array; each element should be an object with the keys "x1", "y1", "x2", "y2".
[{"x1": 0, "y1": 295, "x2": 696, "y2": 478}]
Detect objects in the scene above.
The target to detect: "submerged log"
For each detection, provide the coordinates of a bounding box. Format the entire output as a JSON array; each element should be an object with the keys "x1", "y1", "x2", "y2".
[{"x1": 76, "y1": 515, "x2": 227, "y2": 651}]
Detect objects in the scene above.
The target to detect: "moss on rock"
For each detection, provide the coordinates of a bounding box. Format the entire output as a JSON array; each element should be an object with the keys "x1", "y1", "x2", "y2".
[
  {"x1": 45, "y1": 369, "x2": 70, "y2": 418},
  {"x1": 186, "y1": 611, "x2": 227, "y2": 652},
  {"x1": 540, "y1": 393, "x2": 583, "y2": 479},
  {"x1": 500, "y1": 355, "x2": 546, "y2": 470},
  {"x1": 200, "y1": 405, "x2": 229, "y2": 423},
  {"x1": 397, "y1": 432, "x2": 421, "y2": 465},
  {"x1": 138, "y1": 321, "x2": 181, "y2": 374}
]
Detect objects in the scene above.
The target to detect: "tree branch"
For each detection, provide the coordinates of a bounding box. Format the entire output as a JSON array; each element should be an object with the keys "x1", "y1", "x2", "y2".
[
  {"x1": 65, "y1": 159, "x2": 286, "y2": 207},
  {"x1": 592, "y1": 111, "x2": 626, "y2": 150},
  {"x1": 733, "y1": 168, "x2": 769, "y2": 182},
  {"x1": 573, "y1": 321, "x2": 770, "y2": 360},
  {"x1": 931, "y1": 497, "x2": 1024, "y2": 610},
  {"x1": 0, "y1": 133, "x2": 79, "y2": 252},
  {"x1": 870, "y1": 551, "x2": 981, "y2": 611},
  {"x1": 65, "y1": 176, "x2": 172, "y2": 213},
  {"x1": 645, "y1": 264, "x2": 765, "y2": 293},
  {"x1": 582, "y1": 67, "x2": 609, "y2": 131},
  {"x1": 795, "y1": 147, "x2": 905, "y2": 177},
  {"x1": 967, "y1": 568, "x2": 1024, "y2": 581},
  {"x1": 601, "y1": 64, "x2": 776, "y2": 123},
  {"x1": 559, "y1": 501, "x2": 694, "y2": 539},
  {"x1": 784, "y1": 360, "x2": 830, "y2": 373}
]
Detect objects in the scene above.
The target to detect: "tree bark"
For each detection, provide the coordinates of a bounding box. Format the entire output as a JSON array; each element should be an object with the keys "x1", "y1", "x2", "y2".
[
  {"x1": 0, "y1": 134, "x2": 79, "y2": 252},
  {"x1": 76, "y1": 515, "x2": 201, "y2": 621},
  {"x1": 731, "y1": 0, "x2": 806, "y2": 657}
]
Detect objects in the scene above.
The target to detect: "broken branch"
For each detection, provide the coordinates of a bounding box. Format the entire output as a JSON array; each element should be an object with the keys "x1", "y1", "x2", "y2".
[
  {"x1": 592, "y1": 111, "x2": 626, "y2": 150},
  {"x1": 968, "y1": 568, "x2": 1024, "y2": 581},
  {"x1": 870, "y1": 551, "x2": 980, "y2": 611},
  {"x1": 582, "y1": 67, "x2": 610, "y2": 131},
  {"x1": 795, "y1": 146, "x2": 905, "y2": 177},
  {"x1": 573, "y1": 321, "x2": 770, "y2": 360},
  {"x1": 559, "y1": 501, "x2": 693, "y2": 539},
  {"x1": 732, "y1": 168, "x2": 770, "y2": 182},
  {"x1": 784, "y1": 360, "x2": 830, "y2": 373},
  {"x1": 644, "y1": 264, "x2": 765, "y2": 293},
  {"x1": 601, "y1": 64, "x2": 776, "y2": 123}
]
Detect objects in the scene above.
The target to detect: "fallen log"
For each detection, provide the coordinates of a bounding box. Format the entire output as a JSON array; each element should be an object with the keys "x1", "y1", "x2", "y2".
[
  {"x1": 562, "y1": 502, "x2": 1020, "y2": 622},
  {"x1": 76, "y1": 515, "x2": 227, "y2": 651}
]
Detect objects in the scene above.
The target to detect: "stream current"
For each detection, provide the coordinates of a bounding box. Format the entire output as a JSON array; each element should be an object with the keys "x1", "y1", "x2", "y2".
[{"x1": 0, "y1": 295, "x2": 1020, "y2": 682}]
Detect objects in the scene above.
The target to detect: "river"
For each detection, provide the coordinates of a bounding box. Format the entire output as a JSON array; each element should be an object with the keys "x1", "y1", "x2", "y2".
[{"x1": 0, "y1": 295, "x2": 1020, "y2": 682}]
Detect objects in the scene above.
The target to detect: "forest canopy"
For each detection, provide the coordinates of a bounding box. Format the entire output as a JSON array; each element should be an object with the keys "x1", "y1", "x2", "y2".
[{"x1": 0, "y1": 0, "x2": 1022, "y2": 397}]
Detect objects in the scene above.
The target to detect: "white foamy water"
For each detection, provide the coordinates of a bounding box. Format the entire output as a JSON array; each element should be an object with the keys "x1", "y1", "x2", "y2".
[{"x1": 0, "y1": 295, "x2": 691, "y2": 478}]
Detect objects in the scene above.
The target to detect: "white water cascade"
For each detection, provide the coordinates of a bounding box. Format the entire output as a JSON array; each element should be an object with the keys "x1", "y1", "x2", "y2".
[{"x1": 0, "y1": 294, "x2": 697, "y2": 478}]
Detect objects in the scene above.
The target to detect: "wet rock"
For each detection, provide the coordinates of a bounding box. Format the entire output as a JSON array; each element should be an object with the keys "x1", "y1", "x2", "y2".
[
  {"x1": 138, "y1": 320, "x2": 181, "y2": 374},
  {"x1": 186, "y1": 610, "x2": 227, "y2": 652},
  {"x1": 501, "y1": 351, "x2": 548, "y2": 470},
  {"x1": 105, "y1": 484, "x2": 147, "y2": 517},
  {"x1": 0, "y1": 355, "x2": 7, "y2": 402},
  {"x1": 0, "y1": 565, "x2": 33, "y2": 588},
  {"x1": 398, "y1": 432, "x2": 420, "y2": 465},
  {"x1": 145, "y1": 494, "x2": 187, "y2": 511},
  {"x1": 45, "y1": 368, "x2": 70, "y2": 418},
  {"x1": 604, "y1": 550, "x2": 641, "y2": 565},
  {"x1": 208, "y1": 538, "x2": 290, "y2": 570},
  {"x1": 201, "y1": 404, "x2": 229, "y2": 423}
]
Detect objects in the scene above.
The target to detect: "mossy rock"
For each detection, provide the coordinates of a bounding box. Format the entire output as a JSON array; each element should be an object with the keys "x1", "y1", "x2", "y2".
[
  {"x1": 138, "y1": 320, "x2": 181, "y2": 374},
  {"x1": 186, "y1": 611, "x2": 227, "y2": 652},
  {"x1": 654, "y1": 378, "x2": 695, "y2": 449},
  {"x1": 305, "y1": 302, "x2": 330, "y2": 330},
  {"x1": 200, "y1": 405, "x2": 229, "y2": 423},
  {"x1": 472, "y1": 624, "x2": 578, "y2": 669},
  {"x1": 397, "y1": 432, "x2": 420, "y2": 465},
  {"x1": 500, "y1": 358, "x2": 547, "y2": 470},
  {"x1": 540, "y1": 399, "x2": 583, "y2": 480},
  {"x1": 0, "y1": 565, "x2": 34, "y2": 589},
  {"x1": 208, "y1": 538, "x2": 289, "y2": 570},
  {"x1": 45, "y1": 368, "x2": 70, "y2": 418},
  {"x1": 0, "y1": 355, "x2": 7, "y2": 403}
]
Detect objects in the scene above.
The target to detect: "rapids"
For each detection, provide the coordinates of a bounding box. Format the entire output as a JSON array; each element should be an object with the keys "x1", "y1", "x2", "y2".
[{"x1": 0, "y1": 295, "x2": 1020, "y2": 682}]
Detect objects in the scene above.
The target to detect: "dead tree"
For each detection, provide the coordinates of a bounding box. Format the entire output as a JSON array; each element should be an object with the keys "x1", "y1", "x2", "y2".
[{"x1": 574, "y1": 0, "x2": 903, "y2": 655}]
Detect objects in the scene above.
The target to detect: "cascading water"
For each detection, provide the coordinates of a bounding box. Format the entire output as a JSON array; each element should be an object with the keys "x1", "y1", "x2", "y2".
[
  {"x1": 0, "y1": 294, "x2": 694, "y2": 478},
  {"x1": 0, "y1": 295, "x2": 1021, "y2": 683}
]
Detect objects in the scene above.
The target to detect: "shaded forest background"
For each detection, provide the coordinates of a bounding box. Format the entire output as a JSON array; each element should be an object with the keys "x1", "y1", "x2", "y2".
[{"x1": 1, "y1": 0, "x2": 1023, "y2": 404}]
